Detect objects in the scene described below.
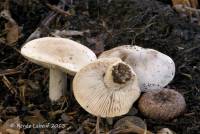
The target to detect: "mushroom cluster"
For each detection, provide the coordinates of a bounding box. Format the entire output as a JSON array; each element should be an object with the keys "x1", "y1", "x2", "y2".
[
  {"x1": 21, "y1": 38, "x2": 186, "y2": 133},
  {"x1": 97, "y1": 45, "x2": 186, "y2": 122}
]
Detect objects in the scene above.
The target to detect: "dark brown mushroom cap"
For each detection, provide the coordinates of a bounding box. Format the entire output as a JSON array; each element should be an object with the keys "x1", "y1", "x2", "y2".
[{"x1": 138, "y1": 89, "x2": 186, "y2": 120}]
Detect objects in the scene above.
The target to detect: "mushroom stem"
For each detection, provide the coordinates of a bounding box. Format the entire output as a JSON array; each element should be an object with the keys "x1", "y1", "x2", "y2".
[
  {"x1": 49, "y1": 69, "x2": 67, "y2": 101},
  {"x1": 96, "y1": 116, "x2": 100, "y2": 134},
  {"x1": 104, "y1": 61, "x2": 133, "y2": 89}
]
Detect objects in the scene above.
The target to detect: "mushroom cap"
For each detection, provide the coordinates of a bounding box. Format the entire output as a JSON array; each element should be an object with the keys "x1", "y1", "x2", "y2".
[
  {"x1": 157, "y1": 128, "x2": 175, "y2": 134},
  {"x1": 114, "y1": 116, "x2": 146, "y2": 129},
  {"x1": 21, "y1": 37, "x2": 97, "y2": 75},
  {"x1": 99, "y1": 45, "x2": 175, "y2": 91},
  {"x1": 138, "y1": 88, "x2": 186, "y2": 120},
  {"x1": 73, "y1": 58, "x2": 141, "y2": 118}
]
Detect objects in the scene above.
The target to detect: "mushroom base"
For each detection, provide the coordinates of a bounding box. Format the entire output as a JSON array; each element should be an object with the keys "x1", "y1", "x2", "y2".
[
  {"x1": 112, "y1": 63, "x2": 132, "y2": 84},
  {"x1": 49, "y1": 69, "x2": 67, "y2": 101}
]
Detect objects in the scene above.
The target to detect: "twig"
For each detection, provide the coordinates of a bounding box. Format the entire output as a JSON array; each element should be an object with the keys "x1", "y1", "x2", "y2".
[
  {"x1": 51, "y1": 29, "x2": 90, "y2": 37},
  {"x1": 46, "y1": 3, "x2": 71, "y2": 16},
  {"x1": 74, "y1": 126, "x2": 84, "y2": 134},
  {"x1": 1, "y1": 75, "x2": 17, "y2": 95},
  {"x1": 182, "y1": 44, "x2": 200, "y2": 53},
  {"x1": 96, "y1": 116, "x2": 100, "y2": 134},
  {"x1": 28, "y1": 67, "x2": 44, "y2": 79},
  {"x1": 0, "y1": 69, "x2": 21, "y2": 76}
]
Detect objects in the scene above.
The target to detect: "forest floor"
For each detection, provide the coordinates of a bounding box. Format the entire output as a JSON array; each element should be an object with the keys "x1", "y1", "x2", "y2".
[{"x1": 0, "y1": 0, "x2": 200, "y2": 133}]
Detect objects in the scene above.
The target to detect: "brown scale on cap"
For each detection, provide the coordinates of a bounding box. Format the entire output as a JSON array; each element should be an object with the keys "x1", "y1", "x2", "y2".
[
  {"x1": 112, "y1": 63, "x2": 132, "y2": 84},
  {"x1": 138, "y1": 89, "x2": 186, "y2": 121}
]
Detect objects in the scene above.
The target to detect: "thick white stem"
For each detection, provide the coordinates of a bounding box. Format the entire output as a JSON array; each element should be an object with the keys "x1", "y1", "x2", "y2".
[{"x1": 49, "y1": 69, "x2": 67, "y2": 101}]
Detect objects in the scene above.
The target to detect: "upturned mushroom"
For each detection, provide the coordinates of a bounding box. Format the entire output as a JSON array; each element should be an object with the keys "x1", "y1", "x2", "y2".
[
  {"x1": 99, "y1": 45, "x2": 175, "y2": 92},
  {"x1": 138, "y1": 88, "x2": 186, "y2": 120},
  {"x1": 21, "y1": 37, "x2": 97, "y2": 101},
  {"x1": 73, "y1": 58, "x2": 141, "y2": 133}
]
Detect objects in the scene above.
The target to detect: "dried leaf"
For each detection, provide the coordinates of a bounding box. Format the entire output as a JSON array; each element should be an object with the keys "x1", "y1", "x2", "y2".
[
  {"x1": 0, "y1": 117, "x2": 24, "y2": 134},
  {"x1": 18, "y1": 79, "x2": 41, "y2": 103},
  {"x1": 86, "y1": 34, "x2": 106, "y2": 55},
  {"x1": 23, "y1": 110, "x2": 47, "y2": 124},
  {"x1": 172, "y1": 0, "x2": 199, "y2": 16},
  {"x1": 0, "y1": 37, "x2": 6, "y2": 44},
  {"x1": 61, "y1": 113, "x2": 73, "y2": 123},
  {"x1": 5, "y1": 21, "x2": 19, "y2": 45},
  {"x1": 48, "y1": 109, "x2": 66, "y2": 120},
  {"x1": 189, "y1": 0, "x2": 199, "y2": 8},
  {"x1": 0, "y1": 7, "x2": 19, "y2": 45},
  {"x1": 172, "y1": 0, "x2": 191, "y2": 7}
]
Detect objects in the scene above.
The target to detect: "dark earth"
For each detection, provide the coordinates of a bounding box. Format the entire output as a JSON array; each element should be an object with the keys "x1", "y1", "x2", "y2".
[{"x1": 0, "y1": 0, "x2": 200, "y2": 133}]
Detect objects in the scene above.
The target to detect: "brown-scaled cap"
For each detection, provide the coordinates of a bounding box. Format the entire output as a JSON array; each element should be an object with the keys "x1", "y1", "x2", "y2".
[
  {"x1": 138, "y1": 88, "x2": 186, "y2": 120},
  {"x1": 73, "y1": 58, "x2": 141, "y2": 117},
  {"x1": 21, "y1": 37, "x2": 97, "y2": 101},
  {"x1": 99, "y1": 45, "x2": 175, "y2": 92}
]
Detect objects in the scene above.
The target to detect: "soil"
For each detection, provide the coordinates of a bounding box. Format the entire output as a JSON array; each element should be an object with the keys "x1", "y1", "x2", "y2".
[{"x1": 0, "y1": 0, "x2": 200, "y2": 133}]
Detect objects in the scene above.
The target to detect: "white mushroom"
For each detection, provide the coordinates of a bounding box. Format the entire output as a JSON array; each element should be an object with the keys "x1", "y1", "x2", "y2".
[
  {"x1": 99, "y1": 45, "x2": 175, "y2": 92},
  {"x1": 73, "y1": 58, "x2": 141, "y2": 133},
  {"x1": 21, "y1": 37, "x2": 97, "y2": 101},
  {"x1": 73, "y1": 58, "x2": 140, "y2": 117}
]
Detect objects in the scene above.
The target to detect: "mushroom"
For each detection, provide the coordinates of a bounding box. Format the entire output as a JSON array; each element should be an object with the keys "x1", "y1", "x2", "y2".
[
  {"x1": 21, "y1": 37, "x2": 97, "y2": 101},
  {"x1": 73, "y1": 58, "x2": 141, "y2": 133},
  {"x1": 157, "y1": 128, "x2": 175, "y2": 134},
  {"x1": 99, "y1": 45, "x2": 175, "y2": 92},
  {"x1": 112, "y1": 116, "x2": 153, "y2": 134},
  {"x1": 138, "y1": 88, "x2": 186, "y2": 120}
]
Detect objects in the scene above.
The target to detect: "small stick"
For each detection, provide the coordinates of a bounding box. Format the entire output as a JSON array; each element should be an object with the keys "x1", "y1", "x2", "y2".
[
  {"x1": 46, "y1": 3, "x2": 72, "y2": 16},
  {"x1": 0, "y1": 69, "x2": 21, "y2": 76},
  {"x1": 96, "y1": 116, "x2": 100, "y2": 134},
  {"x1": 1, "y1": 75, "x2": 17, "y2": 95}
]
